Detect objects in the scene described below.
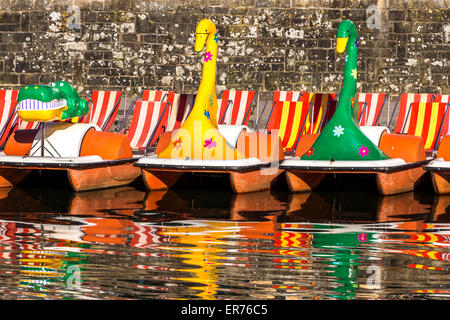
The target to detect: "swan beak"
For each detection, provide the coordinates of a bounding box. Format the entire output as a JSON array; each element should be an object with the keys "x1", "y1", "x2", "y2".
[
  {"x1": 336, "y1": 37, "x2": 348, "y2": 53},
  {"x1": 195, "y1": 33, "x2": 207, "y2": 52}
]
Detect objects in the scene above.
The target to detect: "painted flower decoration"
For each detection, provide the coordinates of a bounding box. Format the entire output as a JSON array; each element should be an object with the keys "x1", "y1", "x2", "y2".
[
  {"x1": 305, "y1": 148, "x2": 314, "y2": 157},
  {"x1": 358, "y1": 145, "x2": 370, "y2": 158},
  {"x1": 208, "y1": 93, "x2": 214, "y2": 106},
  {"x1": 204, "y1": 109, "x2": 210, "y2": 119},
  {"x1": 351, "y1": 68, "x2": 357, "y2": 79},
  {"x1": 205, "y1": 51, "x2": 213, "y2": 62},
  {"x1": 358, "y1": 233, "x2": 368, "y2": 242},
  {"x1": 173, "y1": 137, "x2": 182, "y2": 149},
  {"x1": 333, "y1": 125, "x2": 344, "y2": 138},
  {"x1": 351, "y1": 97, "x2": 355, "y2": 108},
  {"x1": 204, "y1": 137, "x2": 216, "y2": 149},
  {"x1": 214, "y1": 32, "x2": 218, "y2": 42},
  {"x1": 354, "y1": 37, "x2": 359, "y2": 47}
]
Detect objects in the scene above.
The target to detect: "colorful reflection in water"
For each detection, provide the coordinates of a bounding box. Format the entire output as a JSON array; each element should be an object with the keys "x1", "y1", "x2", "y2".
[{"x1": 0, "y1": 186, "x2": 449, "y2": 300}]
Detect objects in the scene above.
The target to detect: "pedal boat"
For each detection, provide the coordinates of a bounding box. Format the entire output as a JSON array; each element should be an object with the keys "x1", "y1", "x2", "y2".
[
  {"x1": 282, "y1": 128, "x2": 429, "y2": 195},
  {"x1": 424, "y1": 136, "x2": 450, "y2": 194},
  {"x1": 135, "y1": 19, "x2": 283, "y2": 193},
  {"x1": 281, "y1": 20, "x2": 429, "y2": 196},
  {"x1": 136, "y1": 125, "x2": 284, "y2": 193},
  {"x1": 0, "y1": 82, "x2": 140, "y2": 192}
]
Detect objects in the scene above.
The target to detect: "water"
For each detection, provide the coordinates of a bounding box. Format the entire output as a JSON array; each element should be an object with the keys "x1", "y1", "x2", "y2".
[{"x1": 0, "y1": 185, "x2": 449, "y2": 300}]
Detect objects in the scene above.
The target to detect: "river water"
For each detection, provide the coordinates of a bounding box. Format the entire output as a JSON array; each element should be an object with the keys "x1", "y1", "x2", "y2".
[{"x1": 0, "y1": 185, "x2": 449, "y2": 300}]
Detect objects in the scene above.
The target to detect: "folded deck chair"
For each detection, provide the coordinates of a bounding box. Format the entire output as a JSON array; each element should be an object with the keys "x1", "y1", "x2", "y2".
[
  {"x1": 388, "y1": 93, "x2": 435, "y2": 133},
  {"x1": 256, "y1": 90, "x2": 304, "y2": 129},
  {"x1": 78, "y1": 90, "x2": 123, "y2": 131},
  {"x1": 401, "y1": 101, "x2": 450, "y2": 153},
  {"x1": 125, "y1": 100, "x2": 172, "y2": 154},
  {"x1": 217, "y1": 90, "x2": 257, "y2": 126},
  {"x1": 0, "y1": 90, "x2": 19, "y2": 145},
  {"x1": 302, "y1": 93, "x2": 337, "y2": 135},
  {"x1": 119, "y1": 90, "x2": 176, "y2": 133},
  {"x1": 357, "y1": 93, "x2": 389, "y2": 126},
  {"x1": 427, "y1": 95, "x2": 450, "y2": 150},
  {"x1": 265, "y1": 100, "x2": 312, "y2": 153},
  {"x1": 167, "y1": 93, "x2": 196, "y2": 132}
]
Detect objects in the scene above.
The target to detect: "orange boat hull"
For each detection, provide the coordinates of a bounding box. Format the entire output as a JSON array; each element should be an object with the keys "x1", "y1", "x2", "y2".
[
  {"x1": 0, "y1": 162, "x2": 141, "y2": 192},
  {"x1": 141, "y1": 167, "x2": 282, "y2": 194},
  {"x1": 286, "y1": 132, "x2": 428, "y2": 195},
  {"x1": 430, "y1": 172, "x2": 450, "y2": 195},
  {"x1": 285, "y1": 167, "x2": 425, "y2": 196}
]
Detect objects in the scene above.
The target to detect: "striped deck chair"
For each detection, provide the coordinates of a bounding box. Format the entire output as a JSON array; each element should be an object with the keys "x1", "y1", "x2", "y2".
[
  {"x1": 401, "y1": 101, "x2": 450, "y2": 152},
  {"x1": 126, "y1": 100, "x2": 171, "y2": 153},
  {"x1": 302, "y1": 93, "x2": 336, "y2": 134},
  {"x1": 79, "y1": 90, "x2": 123, "y2": 131},
  {"x1": 167, "y1": 93, "x2": 196, "y2": 132},
  {"x1": 388, "y1": 93, "x2": 435, "y2": 133},
  {"x1": 217, "y1": 90, "x2": 257, "y2": 126},
  {"x1": 256, "y1": 90, "x2": 304, "y2": 129},
  {"x1": 0, "y1": 89, "x2": 19, "y2": 145},
  {"x1": 119, "y1": 90, "x2": 176, "y2": 133},
  {"x1": 266, "y1": 100, "x2": 312, "y2": 153},
  {"x1": 431, "y1": 95, "x2": 450, "y2": 149},
  {"x1": 357, "y1": 93, "x2": 389, "y2": 126}
]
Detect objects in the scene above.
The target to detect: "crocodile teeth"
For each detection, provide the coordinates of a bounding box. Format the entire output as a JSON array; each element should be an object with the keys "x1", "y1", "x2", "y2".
[{"x1": 17, "y1": 99, "x2": 67, "y2": 111}]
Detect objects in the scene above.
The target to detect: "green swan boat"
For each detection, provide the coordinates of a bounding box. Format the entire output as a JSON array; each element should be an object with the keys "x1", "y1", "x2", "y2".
[{"x1": 281, "y1": 20, "x2": 428, "y2": 195}]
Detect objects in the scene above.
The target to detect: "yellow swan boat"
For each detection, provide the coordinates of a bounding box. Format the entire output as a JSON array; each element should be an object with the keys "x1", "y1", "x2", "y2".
[{"x1": 135, "y1": 19, "x2": 284, "y2": 193}]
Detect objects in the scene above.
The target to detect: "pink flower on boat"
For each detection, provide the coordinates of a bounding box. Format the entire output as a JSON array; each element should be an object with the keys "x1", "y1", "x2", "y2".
[
  {"x1": 173, "y1": 137, "x2": 182, "y2": 149},
  {"x1": 204, "y1": 137, "x2": 216, "y2": 149},
  {"x1": 358, "y1": 145, "x2": 370, "y2": 158},
  {"x1": 305, "y1": 148, "x2": 314, "y2": 157},
  {"x1": 358, "y1": 233, "x2": 368, "y2": 242},
  {"x1": 205, "y1": 51, "x2": 213, "y2": 62}
]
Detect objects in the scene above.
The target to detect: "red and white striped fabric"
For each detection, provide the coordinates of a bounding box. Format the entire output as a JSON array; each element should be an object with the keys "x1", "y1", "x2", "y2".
[
  {"x1": 167, "y1": 93, "x2": 196, "y2": 131},
  {"x1": 141, "y1": 90, "x2": 176, "y2": 105},
  {"x1": 392, "y1": 93, "x2": 435, "y2": 133},
  {"x1": 357, "y1": 93, "x2": 388, "y2": 126},
  {"x1": 129, "y1": 223, "x2": 164, "y2": 248},
  {"x1": 0, "y1": 89, "x2": 19, "y2": 145},
  {"x1": 217, "y1": 90, "x2": 256, "y2": 125},
  {"x1": 433, "y1": 94, "x2": 450, "y2": 143},
  {"x1": 79, "y1": 91, "x2": 123, "y2": 131},
  {"x1": 434, "y1": 94, "x2": 449, "y2": 104},
  {"x1": 272, "y1": 90, "x2": 303, "y2": 102},
  {"x1": 16, "y1": 118, "x2": 39, "y2": 130},
  {"x1": 126, "y1": 100, "x2": 170, "y2": 149}
]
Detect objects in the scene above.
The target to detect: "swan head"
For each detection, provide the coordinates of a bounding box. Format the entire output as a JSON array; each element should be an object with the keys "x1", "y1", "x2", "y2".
[
  {"x1": 195, "y1": 19, "x2": 217, "y2": 52},
  {"x1": 336, "y1": 20, "x2": 356, "y2": 53}
]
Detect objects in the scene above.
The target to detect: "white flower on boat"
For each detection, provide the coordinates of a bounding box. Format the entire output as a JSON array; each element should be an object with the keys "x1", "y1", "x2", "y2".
[{"x1": 333, "y1": 125, "x2": 344, "y2": 137}]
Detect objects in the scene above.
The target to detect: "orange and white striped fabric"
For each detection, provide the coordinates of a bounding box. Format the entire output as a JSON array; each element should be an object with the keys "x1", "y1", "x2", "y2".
[
  {"x1": 217, "y1": 90, "x2": 256, "y2": 125},
  {"x1": 357, "y1": 93, "x2": 388, "y2": 126},
  {"x1": 0, "y1": 89, "x2": 19, "y2": 145},
  {"x1": 302, "y1": 93, "x2": 336, "y2": 134},
  {"x1": 79, "y1": 91, "x2": 123, "y2": 131},
  {"x1": 167, "y1": 93, "x2": 195, "y2": 131},
  {"x1": 266, "y1": 100, "x2": 311, "y2": 151},
  {"x1": 126, "y1": 100, "x2": 170, "y2": 150},
  {"x1": 404, "y1": 102, "x2": 449, "y2": 151},
  {"x1": 392, "y1": 93, "x2": 435, "y2": 134}
]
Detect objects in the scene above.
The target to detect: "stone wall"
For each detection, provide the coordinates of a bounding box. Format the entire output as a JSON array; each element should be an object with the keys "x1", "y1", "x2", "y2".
[{"x1": 0, "y1": 0, "x2": 449, "y2": 127}]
